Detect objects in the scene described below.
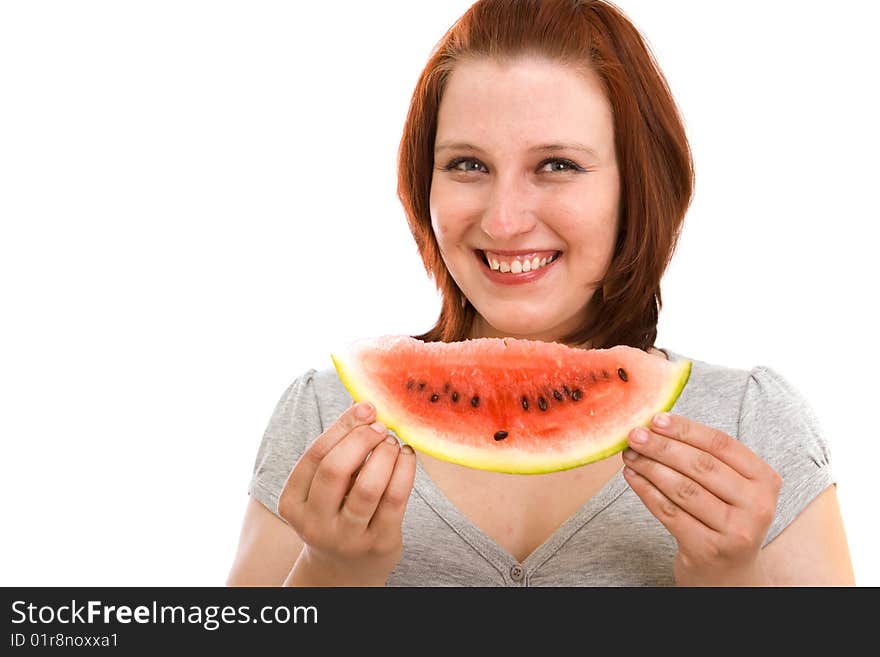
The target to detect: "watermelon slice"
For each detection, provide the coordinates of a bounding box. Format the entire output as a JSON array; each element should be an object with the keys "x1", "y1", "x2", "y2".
[{"x1": 331, "y1": 336, "x2": 691, "y2": 474}]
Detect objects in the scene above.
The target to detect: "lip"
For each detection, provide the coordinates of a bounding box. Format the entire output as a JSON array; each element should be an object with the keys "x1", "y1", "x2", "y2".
[
  {"x1": 474, "y1": 249, "x2": 561, "y2": 286},
  {"x1": 480, "y1": 249, "x2": 556, "y2": 257}
]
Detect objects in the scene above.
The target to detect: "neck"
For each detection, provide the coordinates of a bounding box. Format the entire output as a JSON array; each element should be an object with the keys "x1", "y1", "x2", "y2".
[{"x1": 467, "y1": 315, "x2": 592, "y2": 348}]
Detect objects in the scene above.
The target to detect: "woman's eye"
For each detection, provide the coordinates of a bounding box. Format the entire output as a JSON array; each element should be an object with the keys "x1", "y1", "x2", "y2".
[
  {"x1": 539, "y1": 158, "x2": 582, "y2": 173},
  {"x1": 444, "y1": 158, "x2": 486, "y2": 173}
]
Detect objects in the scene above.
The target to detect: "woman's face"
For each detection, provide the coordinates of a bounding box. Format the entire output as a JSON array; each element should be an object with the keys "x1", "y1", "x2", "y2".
[{"x1": 430, "y1": 56, "x2": 620, "y2": 343}]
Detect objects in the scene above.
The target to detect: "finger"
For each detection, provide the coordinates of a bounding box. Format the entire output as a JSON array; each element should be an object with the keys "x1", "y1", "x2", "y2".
[
  {"x1": 650, "y1": 414, "x2": 765, "y2": 480},
  {"x1": 342, "y1": 440, "x2": 384, "y2": 498},
  {"x1": 308, "y1": 422, "x2": 391, "y2": 519},
  {"x1": 627, "y1": 427, "x2": 749, "y2": 506},
  {"x1": 285, "y1": 402, "x2": 377, "y2": 506},
  {"x1": 623, "y1": 446, "x2": 729, "y2": 533},
  {"x1": 339, "y1": 435, "x2": 401, "y2": 528},
  {"x1": 369, "y1": 444, "x2": 417, "y2": 533},
  {"x1": 624, "y1": 463, "x2": 721, "y2": 548}
]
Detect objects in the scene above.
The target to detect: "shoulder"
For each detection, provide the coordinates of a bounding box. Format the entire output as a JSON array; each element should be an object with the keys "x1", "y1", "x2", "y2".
[
  {"x1": 248, "y1": 366, "x2": 352, "y2": 515},
  {"x1": 661, "y1": 347, "x2": 831, "y2": 469},
  {"x1": 311, "y1": 367, "x2": 352, "y2": 424},
  {"x1": 661, "y1": 347, "x2": 751, "y2": 390},
  {"x1": 660, "y1": 347, "x2": 820, "y2": 432},
  {"x1": 659, "y1": 348, "x2": 752, "y2": 435},
  {"x1": 265, "y1": 366, "x2": 352, "y2": 434}
]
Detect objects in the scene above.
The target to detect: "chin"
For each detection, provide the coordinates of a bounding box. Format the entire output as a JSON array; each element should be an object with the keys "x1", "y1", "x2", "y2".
[
  {"x1": 468, "y1": 293, "x2": 590, "y2": 341},
  {"x1": 477, "y1": 310, "x2": 564, "y2": 341}
]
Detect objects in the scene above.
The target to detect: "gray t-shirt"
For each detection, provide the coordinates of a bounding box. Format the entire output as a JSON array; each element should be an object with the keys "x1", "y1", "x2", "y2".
[{"x1": 248, "y1": 347, "x2": 834, "y2": 586}]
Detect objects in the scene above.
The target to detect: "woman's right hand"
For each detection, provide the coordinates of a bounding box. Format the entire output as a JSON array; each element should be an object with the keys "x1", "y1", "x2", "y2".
[{"x1": 277, "y1": 401, "x2": 417, "y2": 586}]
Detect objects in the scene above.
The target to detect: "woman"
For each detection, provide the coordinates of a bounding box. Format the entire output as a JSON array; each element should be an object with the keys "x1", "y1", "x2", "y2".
[{"x1": 227, "y1": 0, "x2": 854, "y2": 586}]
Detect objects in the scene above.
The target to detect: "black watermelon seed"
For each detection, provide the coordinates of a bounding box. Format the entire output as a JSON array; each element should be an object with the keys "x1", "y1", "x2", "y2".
[
  {"x1": 538, "y1": 397, "x2": 548, "y2": 411},
  {"x1": 521, "y1": 396, "x2": 529, "y2": 411},
  {"x1": 444, "y1": 382, "x2": 451, "y2": 392},
  {"x1": 452, "y1": 391, "x2": 459, "y2": 402},
  {"x1": 494, "y1": 431, "x2": 508, "y2": 441},
  {"x1": 553, "y1": 389, "x2": 563, "y2": 401},
  {"x1": 571, "y1": 389, "x2": 583, "y2": 401},
  {"x1": 563, "y1": 385, "x2": 572, "y2": 397},
  {"x1": 418, "y1": 382, "x2": 426, "y2": 390},
  {"x1": 430, "y1": 393, "x2": 439, "y2": 402},
  {"x1": 471, "y1": 396, "x2": 480, "y2": 408},
  {"x1": 617, "y1": 367, "x2": 628, "y2": 382},
  {"x1": 406, "y1": 380, "x2": 415, "y2": 390}
]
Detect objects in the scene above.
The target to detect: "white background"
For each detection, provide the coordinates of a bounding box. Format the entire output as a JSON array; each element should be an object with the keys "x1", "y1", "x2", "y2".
[{"x1": 1, "y1": 1, "x2": 877, "y2": 586}]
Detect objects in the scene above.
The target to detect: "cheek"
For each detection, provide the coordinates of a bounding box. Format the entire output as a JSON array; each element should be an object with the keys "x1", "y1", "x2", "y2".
[
  {"x1": 429, "y1": 179, "x2": 451, "y2": 239},
  {"x1": 429, "y1": 204, "x2": 448, "y2": 247},
  {"x1": 429, "y1": 206, "x2": 460, "y2": 263},
  {"x1": 430, "y1": 178, "x2": 485, "y2": 231},
  {"x1": 555, "y1": 208, "x2": 615, "y2": 242},
  {"x1": 556, "y1": 187, "x2": 620, "y2": 247},
  {"x1": 432, "y1": 217, "x2": 450, "y2": 238}
]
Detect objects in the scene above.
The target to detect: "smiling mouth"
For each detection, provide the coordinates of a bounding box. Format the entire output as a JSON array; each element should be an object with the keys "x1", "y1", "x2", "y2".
[{"x1": 477, "y1": 249, "x2": 561, "y2": 274}]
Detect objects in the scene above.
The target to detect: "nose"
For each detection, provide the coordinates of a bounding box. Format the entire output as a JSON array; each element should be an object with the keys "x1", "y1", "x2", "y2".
[{"x1": 479, "y1": 173, "x2": 537, "y2": 241}]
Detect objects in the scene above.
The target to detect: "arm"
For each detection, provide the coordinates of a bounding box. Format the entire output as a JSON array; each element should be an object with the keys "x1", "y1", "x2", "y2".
[
  {"x1": 760, "y1": 484, "x2": 854, "y2": 585},
  {"x1": 226, "y1": 496, "x2": 304, "y2": 586}
]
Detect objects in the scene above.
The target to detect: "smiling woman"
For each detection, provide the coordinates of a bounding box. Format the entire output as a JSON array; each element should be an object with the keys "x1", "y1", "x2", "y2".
[
  {"x1": 399, "y1": 1, "x2": 694, "y2": 349},
  {"x1": 227, "y1": 0, "x2": 855, "y2": 587},
  {"x1": 426, "y1": 56, "x2": 623, "y2": 343}
]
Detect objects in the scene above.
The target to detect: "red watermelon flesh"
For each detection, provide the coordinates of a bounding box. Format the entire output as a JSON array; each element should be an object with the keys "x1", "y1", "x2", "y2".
[{"x1": 331, "y1": 336, "x2": 691, "y2": 474}]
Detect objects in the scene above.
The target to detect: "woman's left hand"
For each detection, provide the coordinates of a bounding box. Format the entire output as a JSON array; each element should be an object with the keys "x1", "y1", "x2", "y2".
[{"x1": 623, "y1": 413, "x2": 783, "y2": 586}]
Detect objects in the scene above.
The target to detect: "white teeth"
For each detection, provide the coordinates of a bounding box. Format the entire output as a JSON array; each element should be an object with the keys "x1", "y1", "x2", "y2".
[{"x1": 485, "y1": 252, "x2": 558, "y2": 274}]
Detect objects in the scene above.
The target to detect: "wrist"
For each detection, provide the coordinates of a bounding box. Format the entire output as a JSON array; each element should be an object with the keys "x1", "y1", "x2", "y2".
[
  {"x1": 677, "y1": 553, "x2": 775, "y2": 587},
  {"x1": 284, "y1": 549, "x2": 387, "y2": 587},
  {"x1": 726, "y1": 555, "x2": 775, "y2": 587}
]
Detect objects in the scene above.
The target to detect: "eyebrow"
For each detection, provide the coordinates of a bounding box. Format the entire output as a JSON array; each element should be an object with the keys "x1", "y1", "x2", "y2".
[{"x1": 434, "y1": 141, "x2": 600, "y2": 158}]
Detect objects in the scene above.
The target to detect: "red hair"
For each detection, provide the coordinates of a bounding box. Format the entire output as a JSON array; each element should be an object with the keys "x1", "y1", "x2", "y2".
[{"x1": 397, "y1": 0, "x2": 694, "y2": 350}]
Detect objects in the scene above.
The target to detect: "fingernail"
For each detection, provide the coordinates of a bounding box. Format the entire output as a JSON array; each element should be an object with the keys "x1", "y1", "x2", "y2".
[
  {"x1": 653, "y1": 413, "x2": 670, "y2": 428},
  {"x1": 623, "y1": 448, "x2": 638, "y2": 460},
  {"x1": 370, "y1": 421, "x2": 386, "y2": 434},
  {"x1": 401, "y1": 444, "x2": 414, "y2": 455},
  {"x1": 630, "y1": 428, "x2": 649, "y2": 444},
  {"x1": 355, "y1": 403, "x2": 373, "y2": 419}
]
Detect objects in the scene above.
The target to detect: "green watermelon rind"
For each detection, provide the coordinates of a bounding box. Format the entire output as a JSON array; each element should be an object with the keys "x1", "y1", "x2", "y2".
[{"x1": 331, "y1": 349, "x2": 693, "y2": 475}]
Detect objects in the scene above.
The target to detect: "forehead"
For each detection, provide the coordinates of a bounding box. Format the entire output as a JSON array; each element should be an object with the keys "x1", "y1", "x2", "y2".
[{"x1": 436, "y1": 56, "x2": 615, "y2": 155}]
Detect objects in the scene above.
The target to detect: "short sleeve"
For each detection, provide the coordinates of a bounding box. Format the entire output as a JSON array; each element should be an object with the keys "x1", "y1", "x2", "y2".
[
  {"x1": 248, "y1": 369, "x2": 324, "y2": 518},
  {"x1": 738, "y1": 366, "x2": 835, "y2": 546}
]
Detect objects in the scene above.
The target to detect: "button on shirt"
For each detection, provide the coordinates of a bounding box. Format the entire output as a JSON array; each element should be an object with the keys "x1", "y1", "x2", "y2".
[{"x1": 510, "y1": 564, "x2": 525, "y2": 583}]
